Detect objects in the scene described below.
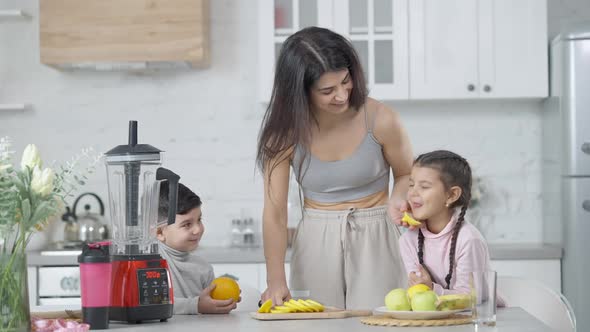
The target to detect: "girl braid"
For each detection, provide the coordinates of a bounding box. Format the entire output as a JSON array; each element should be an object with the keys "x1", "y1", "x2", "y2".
[{"x1": 444, "y1": 204, "x2": 468, "y2": 288}]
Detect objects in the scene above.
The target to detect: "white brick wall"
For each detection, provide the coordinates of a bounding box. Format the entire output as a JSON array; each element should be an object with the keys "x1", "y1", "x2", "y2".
[{"x1": 2, "y1": 0, "x2": 587, "y2": 246}]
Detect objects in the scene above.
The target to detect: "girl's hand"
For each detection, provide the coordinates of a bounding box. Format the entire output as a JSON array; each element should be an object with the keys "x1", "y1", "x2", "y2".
[
  {"x1": 388, "y1": 199, "x2": 418, "y2": 230},
  {"x1": 260, "y1": 282, "x2": 291, "y2": 308},
  {"x1": 198, "y1": 284, "x2": 238, "y2": 314},
  {"x1": 408, "y1": 265, "x2": 433, "y2": 289}
]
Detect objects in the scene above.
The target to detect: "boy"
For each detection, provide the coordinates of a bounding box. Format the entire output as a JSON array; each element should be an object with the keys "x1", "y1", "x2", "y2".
[{"x1": 157, "y1": 181, "x2": 239, "y2": 314}]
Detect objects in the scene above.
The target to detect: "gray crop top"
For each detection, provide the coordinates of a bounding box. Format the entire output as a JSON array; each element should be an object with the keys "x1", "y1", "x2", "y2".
[{"x1": 291, "y1": 108, "x2": 390, "y2": 203}]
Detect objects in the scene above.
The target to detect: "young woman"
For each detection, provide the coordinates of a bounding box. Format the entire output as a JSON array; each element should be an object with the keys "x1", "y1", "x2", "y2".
[{"x1": 256, "y1": 27, "x2": 413, "y2": 309}]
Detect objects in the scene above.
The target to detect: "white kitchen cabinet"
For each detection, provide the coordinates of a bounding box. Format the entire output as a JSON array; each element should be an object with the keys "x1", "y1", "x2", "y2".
[
  {"x1": 211, "y1": 263, "x2": 260, "y2": 291},
  {"x1": 210, "y1": 263, "x2": 292, "y2": 293},
  {"x1": 218, "y1": 260, "x2": 560, "y2": 296},
  {"x1": 478, "y1": 0, "x2": 548, "y2": 98},
  {"x1": 409, "y1": 0, "x2": 547, "y2": 99},
  {"x1": 257, "y1": 263, "x2": 291, "y2": 293},
  {"x1": 258, "y1": 0, "x2": 408, "y2": 102},
  {"x1": 491, "y1": 259, "x2": 561, "y2": 294},
  {"x1": 258, "y1": 0, "x2": 333, "y2": 102},
  {"x1": 28, "y1": 267, "x2": 38, "y2": 306},
  {"x1": 333, "y1": 0, "x2": 409, "y2": 100}
]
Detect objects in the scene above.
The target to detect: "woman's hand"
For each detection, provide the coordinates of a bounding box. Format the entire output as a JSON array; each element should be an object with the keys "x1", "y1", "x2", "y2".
[
  {"x1": 197, "y1": 284, "x2": 239, "y2": 314},
  {"x1": 260, "y1": 282, "x2": 291, "y2": 308},
  {"x1": 408, "y1": 265, "x2": 433, "y2": 289},
  {"x1": 388, "y1": 199, "x2": 418, "y2": 230}
]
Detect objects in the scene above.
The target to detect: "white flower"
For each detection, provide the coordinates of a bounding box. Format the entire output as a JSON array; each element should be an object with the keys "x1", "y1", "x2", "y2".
[
  {"x1": 20, "y1": 144, "x2": 42, "y2": 170},
  {"x1": 31, "y1": 167, "x2": 55, "y2": 196}
]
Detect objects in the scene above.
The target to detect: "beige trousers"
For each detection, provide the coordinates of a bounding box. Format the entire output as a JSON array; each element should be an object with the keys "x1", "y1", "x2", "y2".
[{"x1": 289, "y1": 206, "x2": 407, "y2": 310}]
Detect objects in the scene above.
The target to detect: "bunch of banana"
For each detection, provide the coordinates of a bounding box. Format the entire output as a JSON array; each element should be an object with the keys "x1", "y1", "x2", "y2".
[
  {"x1": 401, "y1": 212, "x2": 422, "y2": 226},
  {"x1": 257, "y1": 299, "x2": 325, "y2": 313},
  {"x1": 436, "y1": 294, "x2": 472, "y2": 311}
]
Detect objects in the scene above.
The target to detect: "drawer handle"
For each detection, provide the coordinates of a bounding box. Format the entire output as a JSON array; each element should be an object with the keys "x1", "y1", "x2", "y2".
[
  {"x1": 467, "y1": 84, "x2": 475, "y2": 92},
  {"x1": 582, "y1": 142, "x2": 590, "y2": 155},
  {"x1": 583, "y1": 200, "x2": 590, "y2": 212}
]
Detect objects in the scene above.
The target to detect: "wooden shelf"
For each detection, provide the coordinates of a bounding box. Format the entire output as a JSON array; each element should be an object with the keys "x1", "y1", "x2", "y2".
[{"x1": 40, "y1": 0, "x2": 209, "y2": 67}]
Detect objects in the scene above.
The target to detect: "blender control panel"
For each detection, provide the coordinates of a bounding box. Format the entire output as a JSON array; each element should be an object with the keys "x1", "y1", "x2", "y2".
[{"x1": 137, "y1": 268, "x2": 170, "y2": 305}]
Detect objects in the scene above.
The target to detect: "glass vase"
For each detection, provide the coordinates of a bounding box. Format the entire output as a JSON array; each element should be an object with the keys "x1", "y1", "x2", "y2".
[{"x1": 0, "y1": 253, "x2": 31, "y2": 332}]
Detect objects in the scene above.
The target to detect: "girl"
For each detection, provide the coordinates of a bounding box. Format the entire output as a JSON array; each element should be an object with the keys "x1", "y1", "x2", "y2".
[{"x1": 399, "y1": 150, "x2": 492, "y2": 295}]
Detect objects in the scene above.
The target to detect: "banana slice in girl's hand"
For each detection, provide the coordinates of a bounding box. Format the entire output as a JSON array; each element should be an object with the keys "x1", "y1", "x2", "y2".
[{"x1": 402, "y1": 212, "x2": 422, "y2": 226}]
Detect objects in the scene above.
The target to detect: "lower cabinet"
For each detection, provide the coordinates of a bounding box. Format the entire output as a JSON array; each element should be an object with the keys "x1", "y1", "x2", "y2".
[
  {"x1": 27, "y1": 266, "x2": 82, "y2": 307},
  {"x1": 491, "y1": 259, "x2": 561, "y2": 293},
  {"x1": 27, "y1": 259, "x2": 561, "y2": 307},
  {"x1": 213, "y1": 260, "x2": 561, "y2": 295},
  {"x1": 211, "y1": 263, "x2": 290, "y2": 294},
  {"x1": 256, "y1": 263, "x2": 291, "y2": 294},
  {"x1": 211, "y1": 263, "x2": 260, "y2": 293}
]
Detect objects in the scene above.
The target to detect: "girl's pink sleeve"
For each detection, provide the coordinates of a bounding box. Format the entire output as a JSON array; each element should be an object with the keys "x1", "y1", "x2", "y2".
[
  {"x1": 399, "y1": 233, "x2": 420, "y2": 276},
  {"x1": 433, "y1": 238, "x2": 489, "y2": 296}
]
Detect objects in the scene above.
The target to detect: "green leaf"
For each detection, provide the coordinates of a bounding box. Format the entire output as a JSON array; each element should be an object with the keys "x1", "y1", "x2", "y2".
[
  {"x1": 21, "y1": 199, "x2": 31, "y2": 223},
  {"x1": 12, "y1": 176, "x2": 26, "y2": 195}
]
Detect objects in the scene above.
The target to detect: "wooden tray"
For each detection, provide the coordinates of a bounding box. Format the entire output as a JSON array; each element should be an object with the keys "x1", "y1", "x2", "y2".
[
  {"x1": 360, "y1": 314, "x2": 472, "y2": 327},
  {"x1": 250, "y1": 306, "x2": 372, "y2": 320}
]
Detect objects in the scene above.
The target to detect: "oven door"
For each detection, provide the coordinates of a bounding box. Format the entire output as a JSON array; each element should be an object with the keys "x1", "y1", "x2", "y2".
[{"x1": 37, "y1": 266, "x2": 81, "y2": 305}]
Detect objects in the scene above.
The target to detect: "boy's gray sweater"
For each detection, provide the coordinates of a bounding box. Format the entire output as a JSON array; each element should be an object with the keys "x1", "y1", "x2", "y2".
[{"x1": 158, "y1": 242, "x2": 214, "y2": 314}]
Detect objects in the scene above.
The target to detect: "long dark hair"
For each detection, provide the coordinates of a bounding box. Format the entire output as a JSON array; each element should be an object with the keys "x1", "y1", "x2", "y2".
[
  {"x1": 256, "y1": 27, "x2": 368, "y2": 179},
  {"x1": 414, "y1": 150, "x2": 472, "y2": 289}
]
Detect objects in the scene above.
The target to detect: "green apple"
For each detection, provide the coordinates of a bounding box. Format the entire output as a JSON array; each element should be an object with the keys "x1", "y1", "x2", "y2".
[
  {"x1": 411, "y1": 290, "x2": 438, "y2": 311},
  {"x1": 384, "y1": 288, "x2": 411, "y2": 311}
]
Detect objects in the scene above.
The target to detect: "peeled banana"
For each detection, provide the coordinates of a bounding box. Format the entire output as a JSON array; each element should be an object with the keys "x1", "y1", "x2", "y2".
[
  {"x1": 258, "y1": 299, "x2": 325, "y2": 314},
  {"x1": 402, "y1": 212, "x2": 422, "y2": 226},
  {"x1": 436, "y1": 294, "x2": 472, "y2": 311}
]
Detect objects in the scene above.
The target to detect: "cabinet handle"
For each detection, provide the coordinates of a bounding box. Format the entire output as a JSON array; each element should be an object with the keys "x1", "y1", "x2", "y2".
[
  {"x1": 583, "y1": 200, "x2": 590, "y2": 212},
  {"x1": 582, "y1": 142, "x2": 590, "y2": 155},
  {"x1": 484, "y1": 85, "x2": 492, "y2": 92},
  {"x1": 467, "y1": 84, "x2": 475, "y2": 92}
]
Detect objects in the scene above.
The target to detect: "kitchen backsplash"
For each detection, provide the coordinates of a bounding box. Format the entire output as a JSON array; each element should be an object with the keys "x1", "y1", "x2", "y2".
[{"x1": 2, "y1": 0, "x2": 588, "y2": 247}]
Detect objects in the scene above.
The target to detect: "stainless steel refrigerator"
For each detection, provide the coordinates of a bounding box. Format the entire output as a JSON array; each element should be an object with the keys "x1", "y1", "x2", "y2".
[{"x1": 543, "y1": 21, "x2": 590, "y2": 331}]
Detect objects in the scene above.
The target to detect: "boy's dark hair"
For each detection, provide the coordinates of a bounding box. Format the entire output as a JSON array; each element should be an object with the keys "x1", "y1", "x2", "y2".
[
  {"x1": 158, "y1": 182, "x2": 202, "y2": 222},
  {"x1": 413, "y1": 150, "x2": 472, "y2": 289}
]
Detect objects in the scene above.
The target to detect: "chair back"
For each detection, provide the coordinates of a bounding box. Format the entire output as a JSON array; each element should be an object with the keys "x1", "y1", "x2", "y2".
[{"x1": 498, "y1": 276, "x2": 576, "y2": 332}]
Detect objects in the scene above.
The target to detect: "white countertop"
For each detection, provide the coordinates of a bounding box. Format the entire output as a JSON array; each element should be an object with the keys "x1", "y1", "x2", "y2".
[
  {"x1": 94, "y1": 307, "x2": 552, "y2": 332},
  {"x1": 26, "y1": 243, "x2": 562, "y2": 266}
]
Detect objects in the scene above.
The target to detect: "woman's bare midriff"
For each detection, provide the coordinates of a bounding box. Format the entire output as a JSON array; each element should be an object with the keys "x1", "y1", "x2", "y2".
[{"x1": 303, "y1": 189, "x2": 388, "y2": 210}]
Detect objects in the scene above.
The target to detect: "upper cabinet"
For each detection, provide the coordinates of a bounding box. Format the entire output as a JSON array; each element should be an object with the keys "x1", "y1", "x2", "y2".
[
  {"x1": 333, "y1": 0, "x2": 409, "y2": 101},
  {"x1": 40, "y1": 0, "x2": 210, "y2": 69},
  {"x1": 258, "y1": 0, "x2": 408, "y2": 102},
  {"x1": 409, "y1": 0, "x2": 548, "y2": 99},
  {"x1": 258, "y1": 0, "x2": 548, "y2": 102}
]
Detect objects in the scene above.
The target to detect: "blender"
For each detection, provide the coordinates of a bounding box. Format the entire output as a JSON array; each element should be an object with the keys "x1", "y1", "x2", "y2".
[{"x1": 104, "y1": 120, "x2": 179, "y2": 323}]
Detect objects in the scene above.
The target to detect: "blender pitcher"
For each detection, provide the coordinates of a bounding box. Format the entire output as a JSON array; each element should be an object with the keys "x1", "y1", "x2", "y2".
[{"x1": 104, "y1": 120, "x2": 179, "y2": 323}]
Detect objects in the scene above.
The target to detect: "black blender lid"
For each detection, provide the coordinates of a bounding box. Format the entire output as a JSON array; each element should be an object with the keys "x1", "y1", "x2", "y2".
[
  {"x1": 78, "y1": 242, "x2": 111, "y2": 263},
  {"x1": 105, "y1": 121, "x2": 162, "y2": 162}
]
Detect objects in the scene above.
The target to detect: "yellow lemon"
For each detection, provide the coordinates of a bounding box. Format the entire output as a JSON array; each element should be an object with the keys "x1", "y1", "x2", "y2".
[
  {"x1": 257, "y1": 299, "x2": 273, "y2": 313},
  {"x1": 305, "y1": 299, "x2": 325, "y2": 312},
  {"x1": 402, "y1": 212, "x2": 422, "y2": 226},
  {"x1": 407, "y1": 284, "x2": 431, "y2": 300},
  {"x1": 210, "y1": 277, "x2": 240, "y2": 302}
]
